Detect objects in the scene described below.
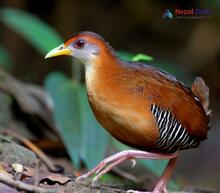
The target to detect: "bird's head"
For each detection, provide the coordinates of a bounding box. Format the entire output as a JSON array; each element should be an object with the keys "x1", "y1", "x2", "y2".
[{"x1": 45, "y1": 31, "x2": 114, "y2": 65}]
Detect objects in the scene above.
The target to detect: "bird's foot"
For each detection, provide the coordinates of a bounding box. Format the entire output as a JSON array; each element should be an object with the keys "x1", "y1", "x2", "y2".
[
  {"x1": 76, "y1": 152, "x2": 128, "y2": 184},
  {"x1": 75, "y1": 173, "x2": 90, "y2": 183},
  {"x1": 127, "y1": 186, "x2": 167, "y2": 193},
  {"x1": 127, "y1": 191, "x2": 151, "y2": 193},
  {"x1": 126, "y1": 190, "x2": 165, "y2": 193},
  {"x1": 76, "y1": 150, "x2": 177, "y2": 186}
]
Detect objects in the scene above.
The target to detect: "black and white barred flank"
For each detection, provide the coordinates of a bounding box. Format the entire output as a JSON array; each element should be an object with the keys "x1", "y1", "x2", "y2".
[{"x1": 151, "y1": 104, "x2": 200, "y2": 153}]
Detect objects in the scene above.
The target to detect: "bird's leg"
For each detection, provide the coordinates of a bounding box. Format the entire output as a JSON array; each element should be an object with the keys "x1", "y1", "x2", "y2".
[
  {"x1": 127, "y1": 156, "x2": 179, "y2": 193},
  {"x1": 76, "y1": 150, "x2": 178, "y2": 183},
  {"x1": 91, "y1": 156, "x2": 127, "y2": 186}
]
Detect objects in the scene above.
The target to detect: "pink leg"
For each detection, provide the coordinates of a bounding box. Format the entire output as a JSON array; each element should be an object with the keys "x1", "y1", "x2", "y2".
[
  {"x1": 91, "y1": 156, "x2": 127, "y2": 186},
  {"x1": 76, "y1": 150, "x2": 178, "y2": 185},
  {"x1": 127, "y1": 156, "x2": 179, "y2": 193}
]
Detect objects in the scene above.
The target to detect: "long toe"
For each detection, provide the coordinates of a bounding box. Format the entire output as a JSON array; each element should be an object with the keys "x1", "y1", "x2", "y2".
[
  {"x1": 91, "y1": 175, "x2": 100, "y2": 187},
  {"x1": 153, "y1": 186, "x2": 168, "y2": 193},
  {"x1": 76, "y1": 174, "x2": 89, "y2": 183},
  {"x1": 127, "y1": 188, "x2": 167, "y2": 193},
  {"x1": 127, "y1": 190, "x2": 151, "y2": 193}
]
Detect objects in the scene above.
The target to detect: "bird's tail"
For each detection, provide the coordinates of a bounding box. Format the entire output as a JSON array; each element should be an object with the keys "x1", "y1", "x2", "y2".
[{"x1": 191, "y1": 77, "x2": 211, "y2": 126}]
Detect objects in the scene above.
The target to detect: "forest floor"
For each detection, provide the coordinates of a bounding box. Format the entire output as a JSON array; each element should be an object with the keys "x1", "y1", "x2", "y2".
[{"x1": 0, "y1": 135, "x2": 219, "y2": 193}]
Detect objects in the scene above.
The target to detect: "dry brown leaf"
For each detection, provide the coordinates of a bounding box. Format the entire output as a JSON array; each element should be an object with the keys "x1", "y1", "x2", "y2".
[
  {"x1": 40, "y1": 173, "x2": 71, "y2": 185},
  {"x1": 0, "y1": 163, "x2": 13, "y2": 178},
  {"x1": 0, "y1": 164, "x2": 6, "y2": 174},
  {"x1": 22, "y1": 167, "x2": 35, "y2": 177},
  {"x1": 23, "y1": 167, "x2": 71, "y2": 185}
]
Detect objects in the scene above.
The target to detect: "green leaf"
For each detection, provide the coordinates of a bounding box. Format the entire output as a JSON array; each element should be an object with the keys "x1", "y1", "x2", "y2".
[
  {"x1": 117, "y1": 51, "x2": 153, "y2": 62},
  {"x1": 78, "y1": 87, "x2": 109, "y2": 169},
  {"x1": 0, "y1": 45, "x2": 12, "y2": 71},
  {"x1": 44, "y1": 72, "x2": 81, "y2": 168},
  {"x1": 0, "y1": 8, "x2": 63, "y2": 54},
  {"x1": 44, "y1": 72, "x2": 109, "y2": 169},
  {"x1": 132, "y1": 53, "x2": 153, "y2": 62}
]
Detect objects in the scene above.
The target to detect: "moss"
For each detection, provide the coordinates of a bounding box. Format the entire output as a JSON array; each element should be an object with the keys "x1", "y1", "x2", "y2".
[{"x1": 0, "y1": 135, "x2": 37, "y2": 167}]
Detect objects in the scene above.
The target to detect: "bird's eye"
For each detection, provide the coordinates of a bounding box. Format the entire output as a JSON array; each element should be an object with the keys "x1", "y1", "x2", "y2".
[{"x1": 74, "y1": 39, "x2": 86, "y2": 49}]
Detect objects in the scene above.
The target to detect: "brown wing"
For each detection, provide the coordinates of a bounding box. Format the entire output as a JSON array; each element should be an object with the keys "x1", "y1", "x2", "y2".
[{"x1": 127, "y1": 63, "x2": 209, "y2": 140}]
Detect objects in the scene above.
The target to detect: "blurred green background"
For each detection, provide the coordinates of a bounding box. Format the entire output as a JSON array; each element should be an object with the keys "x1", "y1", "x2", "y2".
[{"x1": 1, "y1": 0, "x2": 220, "y2": 190}]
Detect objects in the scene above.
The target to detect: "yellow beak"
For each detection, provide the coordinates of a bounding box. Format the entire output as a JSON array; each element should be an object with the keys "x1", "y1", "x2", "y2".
[{"x1": 45, "y1": 44, "x2": 72, "y2": 59}]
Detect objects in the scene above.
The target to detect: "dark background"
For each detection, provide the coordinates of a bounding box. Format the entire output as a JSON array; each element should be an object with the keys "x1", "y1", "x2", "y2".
[{"x1": 1, "y1": 0, "x2": 220, "y2": 189}]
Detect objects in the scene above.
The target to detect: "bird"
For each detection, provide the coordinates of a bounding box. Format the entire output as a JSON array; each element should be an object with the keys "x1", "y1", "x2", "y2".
[{"x1": 45, "y1": 31, "x2": 210, "y2": 193}]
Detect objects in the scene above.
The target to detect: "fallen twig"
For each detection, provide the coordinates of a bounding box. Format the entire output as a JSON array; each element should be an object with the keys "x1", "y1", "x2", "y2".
[
  {"x1": 4, "y1": 130, "x2": 59, "y2": 173},
  {"x1": 0, "y1": 173, "x2": 55, "y2": 193},
  {"x1": 0, "y1": 69, "x2": 56, "y2": 132}
]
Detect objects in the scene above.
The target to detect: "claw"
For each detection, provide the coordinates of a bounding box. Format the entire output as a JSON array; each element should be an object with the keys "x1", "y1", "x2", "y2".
[
  {"x1": 91, "y1": 176, "x2": 99, "y2": 187},
  {"x1": 127, "y1": 190, "x2": 149, "y2": 193},
  {"x1": 128, "y1": 190, "x2": 163, "y2": 193},
  {"x1": 131, "y1": 159, "x2": 136, "y2": 168},
  {"x1": 76, "y1": 174, "x2": 88, "y2": 183},
  {"x1": 126, "y1": 190, "x2": 137, "y2": 193},
  {"x1": 126, "y1": 186, "x2": 167, "y2": 193}
]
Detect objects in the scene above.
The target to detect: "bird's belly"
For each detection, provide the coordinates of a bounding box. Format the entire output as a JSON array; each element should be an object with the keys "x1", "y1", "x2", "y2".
[{"x1": 88, "y1": 93, "x2": 158, "y2": 150}]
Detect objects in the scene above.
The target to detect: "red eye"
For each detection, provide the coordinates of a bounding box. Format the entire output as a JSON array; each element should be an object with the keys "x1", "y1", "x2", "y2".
[{"x1": 74, "y1": 39, "x2": 86, "y2": 49}]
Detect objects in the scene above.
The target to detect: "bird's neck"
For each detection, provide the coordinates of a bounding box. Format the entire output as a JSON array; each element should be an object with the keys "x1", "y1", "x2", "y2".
[
  {"x1": 85, "y1": 50, "x2": 119, "y2": 82},
  {"x1": 85, "y1": 52, "x2": 122, "y2": 99}
]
